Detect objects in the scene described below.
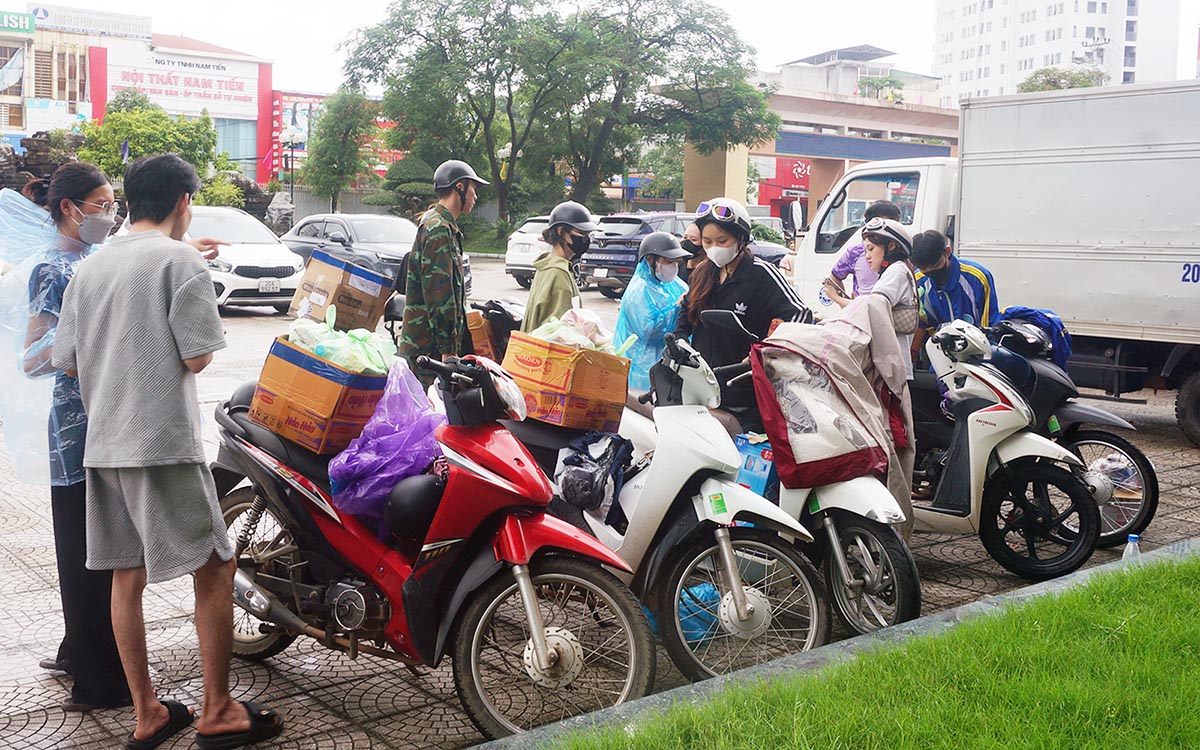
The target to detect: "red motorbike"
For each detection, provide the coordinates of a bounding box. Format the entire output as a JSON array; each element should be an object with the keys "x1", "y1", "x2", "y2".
[{"x1": 211, "y1": 355, "x2": 655, "y2": 739}]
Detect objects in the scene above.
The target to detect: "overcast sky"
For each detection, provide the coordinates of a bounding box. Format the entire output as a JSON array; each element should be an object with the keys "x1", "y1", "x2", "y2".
[{"x1": 85, "y1": 0, "x2": 1200, "y2": 92}]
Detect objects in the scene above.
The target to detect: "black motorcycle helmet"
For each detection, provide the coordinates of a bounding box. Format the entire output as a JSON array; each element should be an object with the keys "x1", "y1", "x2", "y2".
[
  {"x1": 433, "y1": 160, "x2": 490, "y2": 207},
  {"x1": 546, "y1": 201, "x2": 599, "y2": 233},
  {"x1": 638, "y1": 231, "x2": 691, "y2": 261}
]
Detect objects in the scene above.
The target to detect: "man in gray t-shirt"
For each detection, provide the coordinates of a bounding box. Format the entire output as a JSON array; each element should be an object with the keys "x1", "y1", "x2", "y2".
[{"x1": 53, "y1": 154, "x2": 283, "y2": 748}]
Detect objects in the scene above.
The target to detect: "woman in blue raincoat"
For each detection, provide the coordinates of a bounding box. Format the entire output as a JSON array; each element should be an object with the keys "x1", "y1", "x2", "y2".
[
  {"x1": 0, "y1": 163, "x2": 132, "y2": 711},
  {"x1": 614, "y1": 231, "x2": 690, "y2": 392}
]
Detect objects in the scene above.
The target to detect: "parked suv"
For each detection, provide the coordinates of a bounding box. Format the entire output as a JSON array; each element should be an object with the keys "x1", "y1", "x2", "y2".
[
  {"x1": 578, "y1": 213, "x2": 692, "y2": 299},
  {"x1": 281, "y1": 212, "x2": 471, "y2": 293},
  {"x1": 579, "y1": 212, "x2": 789, "y2": 298}
]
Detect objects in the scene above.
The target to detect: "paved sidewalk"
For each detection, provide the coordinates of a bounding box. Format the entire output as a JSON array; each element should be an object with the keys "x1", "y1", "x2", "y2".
[{"x1": 2, "y1": 388, "x2": 1197, "y2": 749}]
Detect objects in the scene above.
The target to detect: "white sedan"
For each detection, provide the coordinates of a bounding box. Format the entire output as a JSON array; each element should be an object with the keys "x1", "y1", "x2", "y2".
[{"x1": 188, "y1": 206, "x2": 306, "y2": 313}]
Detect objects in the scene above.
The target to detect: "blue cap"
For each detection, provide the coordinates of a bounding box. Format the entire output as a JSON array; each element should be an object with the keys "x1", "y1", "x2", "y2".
[{"x1": 1127, "y1": 534, "x2": 1140, "y2": 543}]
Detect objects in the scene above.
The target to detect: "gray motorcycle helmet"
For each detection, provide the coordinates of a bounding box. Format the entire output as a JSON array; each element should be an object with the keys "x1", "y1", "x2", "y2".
[
  {"x1": 546, "y1": 201, "x2": 599, "y2": 233},
  {"x1": 638, "y1": 231, "x2": 691, "y2": 261},
  {"x1": 433, "y1": 160, "x2": 490, "y2": 190}
]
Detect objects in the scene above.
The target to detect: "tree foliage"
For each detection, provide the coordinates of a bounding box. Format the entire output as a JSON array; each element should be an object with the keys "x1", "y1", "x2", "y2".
[
  {"x1": 857, "y1": 75, "x2": 905, "y2": 102},
  {"x1": 78, "y1": 108, "x2": 217, "y2": 177},
  {"x1": 637, "y1": 138, "x2": 683, "y2": 200},
  {"x1": 363, "y1": 156, "x2": 437, "y2": 217},
  {"x1": 345, "y1": 0, "x2": 777, "y2": 216},
  {"x1": 106, "y1": 88, "x2": 160, "y2": 114},
  {"x1": 1017, "y1": 67, "x2": 1109, "y2": 92},
  {"x1": 302, "y1": 89, "x2": 379, "y2": 211},
  {"x1": 195, "y1": 173, "x2": 245, "y2": 208}
]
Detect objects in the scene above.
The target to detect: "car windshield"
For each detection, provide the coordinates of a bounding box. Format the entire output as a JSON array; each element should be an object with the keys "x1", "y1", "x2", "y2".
[
  {"x1": 516, "y1": 218, "x2": 549, "y2": 235},
  {"x1": 598, "y1": 218, "x2": 646, "y2": 237},
  {"x1": 188, "y1": 210, "x2": 279, "y2": 245},
  {"x1": 346, "y1": 216, "x2": 418, "y2": 243}
]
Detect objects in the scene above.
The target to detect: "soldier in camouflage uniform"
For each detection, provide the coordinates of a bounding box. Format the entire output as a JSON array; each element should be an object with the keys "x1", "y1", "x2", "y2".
[{"x1": 398, "y1": 160, "x2": 490, "y2": 388}]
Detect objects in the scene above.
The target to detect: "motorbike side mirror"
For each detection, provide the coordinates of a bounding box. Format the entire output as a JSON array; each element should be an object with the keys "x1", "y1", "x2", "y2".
[{"x1": 700, "y1": 309, "x2": 758, "y2": 342}]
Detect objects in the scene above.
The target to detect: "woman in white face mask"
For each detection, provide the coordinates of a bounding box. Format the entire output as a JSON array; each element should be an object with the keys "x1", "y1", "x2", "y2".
[
  {"x1": 613, "y1": 231, "x2": 690, "y2": 392},
  {"x1": 674, "y1": 197, "x2": 812, "y2": 430},
  {"x1": 15, "y1": 161, "x2": 133, "y2": 710}
]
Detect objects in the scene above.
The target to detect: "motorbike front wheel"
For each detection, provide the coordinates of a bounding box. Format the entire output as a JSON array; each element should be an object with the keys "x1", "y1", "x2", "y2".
[
  {"x1": 823, "y1": 514, "x2": 922, "y2": 635},
  {"x1": 1061, "y1": 430, "x2": 1159, "y2": 548},
  {"x1": 979, "y1": 462, "x2": 1100, "y2": 580},
  {"x1": 656, "y1": 527, "x2": 831, "y2": 682},
  {"x1": 451, "y1": 556, "x2": 655, "y2": 739},
  {"x1": 220, "y1": 487, "x2": 299, "y2": 661}
]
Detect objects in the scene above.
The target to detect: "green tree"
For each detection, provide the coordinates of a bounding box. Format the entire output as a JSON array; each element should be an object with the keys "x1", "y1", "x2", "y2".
[
  {"x1": 363, "y1": 156, "x2": 437, "y2": 217},
  {"x1": 106, "y1": 88, "x2": 160, "y2": 114},
  {"x1": 346, "y1": 0, "x2": 588, "y2": 224},
  {"x1": 195, "y1": 174, "x2": 245, "y2": 208},
  {"x1": 1017, "y1": 67, "x2": 1109, "y2": 92},
  {"x1": 79, "y1": 108, "x2": 218, "y2": 177},
  {"x1": 302, "y1": 89, "x2": 378, "y2": 211},
  {"x1": 638, "y1": 138, "x2": 683, "y2": 200}
]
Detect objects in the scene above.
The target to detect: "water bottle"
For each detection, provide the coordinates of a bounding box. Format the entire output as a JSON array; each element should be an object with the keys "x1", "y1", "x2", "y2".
[{"x1": 1121, "y1": 534, "x2": 1141, "y2": 567}]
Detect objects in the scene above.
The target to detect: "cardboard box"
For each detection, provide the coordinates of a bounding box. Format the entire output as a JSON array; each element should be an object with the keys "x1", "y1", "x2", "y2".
[
  {"x1": 467, "y1": 311, "x2": 496, "y2": 360},
  {"x1": 249, "y1": 336, "x2": 387, "y2": 454},
  {"x1": 501, "y1": 332, "x2": 629, "y2": 432},
  {"x1": 290, "y1": 250, "x2": 393, "y2": 332},
  {"x1": 734, "y1": 433, "x2": 778, "y2": 496}
]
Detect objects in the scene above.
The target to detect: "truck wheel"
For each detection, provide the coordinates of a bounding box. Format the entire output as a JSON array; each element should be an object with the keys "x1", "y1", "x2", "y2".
[{"x1": 1176, "y1": 371, "x2": 1200, "y2": 447}]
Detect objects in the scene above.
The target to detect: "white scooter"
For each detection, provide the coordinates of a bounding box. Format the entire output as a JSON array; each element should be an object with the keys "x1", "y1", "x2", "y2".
[
  {"x1": 503, "y1": 334, "x2": 831, "y2": 682},
  {"x1": 626, "y1": 310, "x2": 922, "y2": 637},
  {"x1": 911, "y1": 320, "x2": 1100, "y2": 579}
]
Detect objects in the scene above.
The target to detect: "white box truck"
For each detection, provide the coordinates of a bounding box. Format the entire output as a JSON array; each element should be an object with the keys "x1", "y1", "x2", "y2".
[{"x1": 791, "y1": 80, "x2": 1200, "y2": 444}]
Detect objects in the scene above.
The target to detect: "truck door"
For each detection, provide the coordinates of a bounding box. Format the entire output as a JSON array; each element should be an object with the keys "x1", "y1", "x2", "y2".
[{"x1": 795, "y1": 169, "x2": 923, "y2": 315}]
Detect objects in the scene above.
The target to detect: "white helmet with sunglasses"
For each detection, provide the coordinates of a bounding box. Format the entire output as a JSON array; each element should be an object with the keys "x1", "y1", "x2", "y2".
[
  {"x1": 861, "y1": 217, "x2": 912, "y2": 259},
  {"x1": 694, "y1": 197, "x2": 753, "y2": 241}
]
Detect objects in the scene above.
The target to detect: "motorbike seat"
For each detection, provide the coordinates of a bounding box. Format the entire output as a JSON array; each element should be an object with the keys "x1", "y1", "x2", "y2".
[
  {"x1": 499, "y1": 418, "x2": 588, "y2": 476},
  {"x1": 226, "y1": 381, "x2": 333, "y2": 491},
  {"x1": 1026, "y1": 359, "x2": 1078, "y2": 425}
]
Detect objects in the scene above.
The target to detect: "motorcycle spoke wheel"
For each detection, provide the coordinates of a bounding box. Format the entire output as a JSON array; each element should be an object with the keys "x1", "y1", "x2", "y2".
[
  {"x1": 658, "y1": 528, "x2": 830, "y2": 681},
  {"x1": 825, "y1": 517, "x2": 922, "y2": 635},
  {"x1": 452, "y1": 557, "x2": 654, "y2": 739},
  {"x1": 1059, "y1": 431, "x2": 1159, "y2": 548},
  {"x1": 220, "y1": 487, "x2": 299, "y2": 660},
  {"x1": 979, "y1": 462, "x2": 1099, "y2": 581}
]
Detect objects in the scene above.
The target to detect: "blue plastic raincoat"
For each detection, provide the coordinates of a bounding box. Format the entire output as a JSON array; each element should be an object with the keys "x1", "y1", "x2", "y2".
[
  {"x1": 0, "y1": 188, "x2": 95, "y2": 486},
  {"x1": 614, "y1": 259, "x2": 688, "y2": 391}
]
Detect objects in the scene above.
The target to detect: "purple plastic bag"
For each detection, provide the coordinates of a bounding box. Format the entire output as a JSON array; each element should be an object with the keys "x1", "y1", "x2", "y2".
[{"x1": 328, "y1": 359, "x2": 446, "y2": 523}]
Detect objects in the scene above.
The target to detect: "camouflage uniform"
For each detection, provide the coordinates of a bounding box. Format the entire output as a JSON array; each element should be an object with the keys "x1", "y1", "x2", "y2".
[{"x1": 399, "y1": 205, "x2": 469, "y2": 388}]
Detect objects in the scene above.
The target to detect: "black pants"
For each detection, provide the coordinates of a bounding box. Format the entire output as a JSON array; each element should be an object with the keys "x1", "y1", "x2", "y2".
[{"x1": 51, "y1": 481, "x2": 131, "y2": 706}]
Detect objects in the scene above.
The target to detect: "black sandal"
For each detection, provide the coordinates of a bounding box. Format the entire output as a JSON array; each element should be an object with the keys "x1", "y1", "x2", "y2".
[
  {"x1": 126, "y1": 700, "x2": 195, "y2": 750},
  {"x1": 195, "y1": 701, "x2": 284, "y2": 750}
]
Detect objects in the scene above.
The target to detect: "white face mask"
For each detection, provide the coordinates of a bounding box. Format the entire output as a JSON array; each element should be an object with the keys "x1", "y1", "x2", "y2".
[
  {"x1": 705, "y1": 243, "x2": 738, "y2": 268},
  {"x1": 655, "y1": 261, "x2": 679, "y2": 283},
  {"x1": 72, "y1": 206, "x2": 116, "y2": 246}
]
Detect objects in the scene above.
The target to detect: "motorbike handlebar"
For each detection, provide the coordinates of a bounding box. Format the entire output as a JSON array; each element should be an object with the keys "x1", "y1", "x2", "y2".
[
  {"x1": 637, "y1": 391, "x2": 654, "y2": 404},
  {"x1": 416, "y1": 356, "x2": 454, "y2": 377}
]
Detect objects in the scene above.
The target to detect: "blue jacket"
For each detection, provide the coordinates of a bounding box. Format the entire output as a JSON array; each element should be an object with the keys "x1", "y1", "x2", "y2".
[
  {"x1": 614, "y1": 260, "x2": 688, "y2": 391},
  {"x1": 915, "y1": 255, "x2": 998, "y2": 330}
]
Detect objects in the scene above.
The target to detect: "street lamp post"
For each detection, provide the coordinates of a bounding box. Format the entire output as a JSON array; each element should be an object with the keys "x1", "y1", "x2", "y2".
[{"x1": 281, "y1": 126, "x2": 301, "y2": 202}]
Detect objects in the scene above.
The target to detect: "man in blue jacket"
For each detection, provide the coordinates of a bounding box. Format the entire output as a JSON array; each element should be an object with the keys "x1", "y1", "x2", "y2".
[{"x1": 911, "y1": 229, "x2": 999, "y2": 329}]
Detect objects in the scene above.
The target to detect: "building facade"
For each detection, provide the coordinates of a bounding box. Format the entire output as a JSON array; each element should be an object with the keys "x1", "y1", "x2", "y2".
[
  {"x1": 693, "y1": 47, "x2": 960, "y2": 225},
  {"x1": 933, "y1": 0, "x2": 1182, "y2": 106},
  {"x1": 0, "y1": 4, "x2": 273, "y2": 181}
]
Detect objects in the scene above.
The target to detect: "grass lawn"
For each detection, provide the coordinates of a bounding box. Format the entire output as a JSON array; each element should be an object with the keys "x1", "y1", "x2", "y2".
[{"x1": 557, "y1": 557, "x2": 1200, "y2": 750}]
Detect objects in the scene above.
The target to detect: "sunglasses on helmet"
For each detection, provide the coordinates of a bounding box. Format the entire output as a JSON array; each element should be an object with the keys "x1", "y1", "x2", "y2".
[{"x1": 695, "y1": 201, "x2": 738, "y2": 222}]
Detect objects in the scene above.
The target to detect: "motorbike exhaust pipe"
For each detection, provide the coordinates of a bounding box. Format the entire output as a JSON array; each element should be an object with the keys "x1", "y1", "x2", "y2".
[{"x1": 233, "y1": 568, "x2": 312, "y2": 635}]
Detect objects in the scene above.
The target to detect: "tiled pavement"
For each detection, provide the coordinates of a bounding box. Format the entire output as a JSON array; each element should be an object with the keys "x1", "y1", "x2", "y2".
[{"x1": 2, "y1": 309, "x2": 1197, "y2": 748}]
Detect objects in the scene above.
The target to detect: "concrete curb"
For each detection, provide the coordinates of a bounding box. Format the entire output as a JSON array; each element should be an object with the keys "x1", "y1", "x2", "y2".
[{"x1": 476, "y1": 537, "x2": 1200, "y2": 749}]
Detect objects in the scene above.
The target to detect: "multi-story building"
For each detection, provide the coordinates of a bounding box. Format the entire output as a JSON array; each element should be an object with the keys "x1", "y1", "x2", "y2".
[
  {"x1": 684, "y1": 46, "x2": 960, "y2": 225},
  {"x1": 933, "y1": 0, "x2": 1182, "y2": 106}
]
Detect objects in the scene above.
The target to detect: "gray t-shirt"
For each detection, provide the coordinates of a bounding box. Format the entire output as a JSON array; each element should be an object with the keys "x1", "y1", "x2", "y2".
[{"x1": 52, "y1": 230, "x2": 226, "y2": 467}]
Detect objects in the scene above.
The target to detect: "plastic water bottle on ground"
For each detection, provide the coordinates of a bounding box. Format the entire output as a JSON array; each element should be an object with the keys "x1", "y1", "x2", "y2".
[{"x1": 1121, "y1": 534, "x2": 1141, "y2": 568}]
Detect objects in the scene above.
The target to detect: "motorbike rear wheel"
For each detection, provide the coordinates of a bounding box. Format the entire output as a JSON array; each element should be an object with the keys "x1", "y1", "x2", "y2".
[
  {"x1": 979, "y1": 462, "x2": 1100, "y2": 580},
  {"x1": 655, "y1": 527, "x2": 830, "y2": 682},
  {"x1": 1060, "y1": 430, "x2": 1159, "y2": 548},
  {"x1": 220, "y1": 487, "x2": 299, "y2": 661},
  {"x1": 823, "y1": 514, "x2": 922, "y2": 635},
  {"x1": 451, "y1": 556, "x2": 655, "y2": 739}
]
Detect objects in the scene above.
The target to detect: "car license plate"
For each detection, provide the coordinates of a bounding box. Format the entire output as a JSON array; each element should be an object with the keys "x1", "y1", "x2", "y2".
[
  {"x1": 594, "y1": 268, "x2": 608, "y2": 278},
  {"x1": 258, "y1": 278, "x2": 281, "y2": 293}
]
